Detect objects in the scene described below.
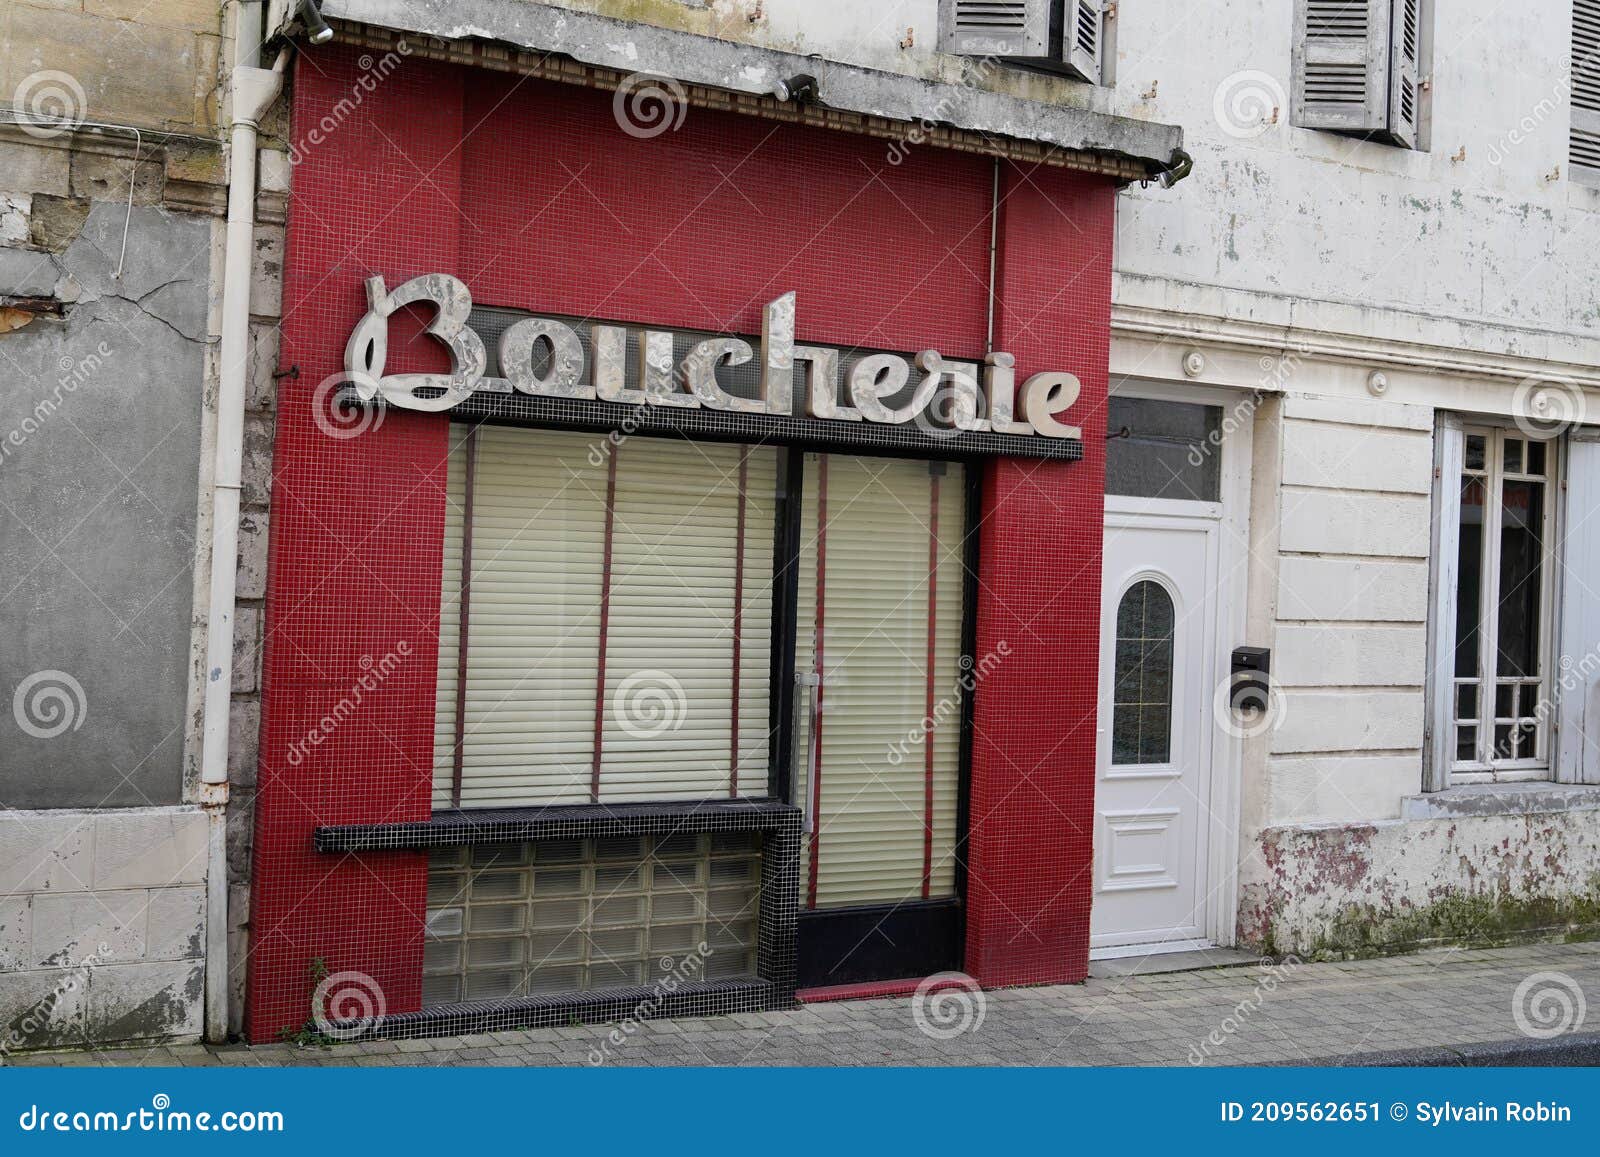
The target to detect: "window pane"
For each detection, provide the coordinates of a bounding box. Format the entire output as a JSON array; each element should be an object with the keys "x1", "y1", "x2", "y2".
[
  {"x1": 1503, "y1": 436, "x2": 1524, "y2": 473},
  {"x1": 1454, "y1": 475, "x2": 1485, "y2": 679},
  {"x1": 1464, "y1": 434, "x2": 1486, "y2": 471},
  {"x1": 435, "y1": 426, "x2": 779, "y2": 807},
  {"x1": 1105, "y1": 397, "x2": 1223, "y2": 501},
  {"x1": 1496, "y1": 478, "x2": 1545, "y2": 678},
  {"x1": 1111, "y1": 580, "x2": 1174, "y2": 765}
]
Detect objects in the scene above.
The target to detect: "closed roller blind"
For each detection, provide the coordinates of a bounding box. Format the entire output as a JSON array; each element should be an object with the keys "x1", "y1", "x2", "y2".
[
  {"x1": 434, "y1": 425, "x2": 777, "y2": 807},
  {"x1": 602, "y1": 439, "x2": 777, "y2": 800},
  {"x1": 794, "y1": 453, "x2": 965, "y2": 908}
]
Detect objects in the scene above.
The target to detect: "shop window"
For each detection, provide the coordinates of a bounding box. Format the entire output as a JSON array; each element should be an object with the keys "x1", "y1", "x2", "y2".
[
  {"x1": 1110, "y1": 580, "x2": 1174, "y2": 765},
  {"x1": 1291, "y1": 0, "x2": 1430, "y2": 150},
  {"x1": 434, "y1": 426, "x2": 779, "y2": 807},
  {"x1": 1433, "y1": 424, "x2": 1556, "y2": 783},
  {"x1": 421, "y1": 834, "x2": 763, "y2": 1006},
  {"x1": 792, "y1": 454, "x2": 967, "y2": 909},
  {"x1": 1106, "y1": 396, "x2": 1223, "y2": 501}
]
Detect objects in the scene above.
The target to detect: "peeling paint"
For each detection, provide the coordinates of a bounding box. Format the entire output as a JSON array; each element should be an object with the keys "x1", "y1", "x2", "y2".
[{"x1": 1242, "y1": 808, "x2": 1600, "y2": 959}]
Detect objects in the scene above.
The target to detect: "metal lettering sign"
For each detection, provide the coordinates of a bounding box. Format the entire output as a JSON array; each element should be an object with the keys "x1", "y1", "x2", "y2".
[{"x1": 343, "y1": 273, "x2": 1082, "y2": 441}]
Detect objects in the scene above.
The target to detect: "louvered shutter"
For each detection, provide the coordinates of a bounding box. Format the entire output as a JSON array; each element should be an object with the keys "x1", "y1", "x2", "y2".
[
  {"x1": 793, "y1": 454, "x2": 966, "y2": 909},
  {"x1": 939, "y1": 0, "x2": 1052, "y2": 57},
  {"x1": 1065, "y1": 0, "x2": 1104, "y2": 85},
  {"x1": 1573, "y1": 0, "x2": 1600, "y2": 184},
  {"x1": 434, "y1": 426, "x2": 777, "y2": 808},
  {"x1": 1293, "y1": 0, "x2": 1391, "y2": 134},
  {"x1": 1387, "y1": 0, "x2": 1422, "y2": 148},
  {"x1": 1557, "y1": 433, "x2": 1600, "y2": 784}
]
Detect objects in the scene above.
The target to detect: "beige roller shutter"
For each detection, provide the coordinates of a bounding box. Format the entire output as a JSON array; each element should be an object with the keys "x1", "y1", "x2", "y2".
[
  {"x1": 601, "y1": 439, "x2": 777, "y2": 800},
  {"x1": 794, "y1": 453, "x2": 965, "y2": 908},
  {"x1": 434, "y1": 425, "x2": 776, "y2": 807}
]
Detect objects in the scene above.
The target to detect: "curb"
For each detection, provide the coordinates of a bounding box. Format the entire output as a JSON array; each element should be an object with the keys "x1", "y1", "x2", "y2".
[{"x1": 1295, "y1": 1030, "x2": 1600, "y2": 1067}]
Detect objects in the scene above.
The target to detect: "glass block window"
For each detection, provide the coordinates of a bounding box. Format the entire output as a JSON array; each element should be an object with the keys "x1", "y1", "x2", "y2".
[
  {"x1": 422, "y1": 833, "x2": 763, "y2": 1006},
  {"x1": 1111, "y1": 579, "x2": 1175, "y2": 765},
  {"x1": 1451, "y1": 427, "x2": 1555, "y2": 779}
]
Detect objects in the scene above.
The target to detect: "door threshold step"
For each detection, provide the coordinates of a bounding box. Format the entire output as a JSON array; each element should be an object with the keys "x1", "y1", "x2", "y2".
[{"x1": 1087, "y1": 946, "x2": 1260, "y2": 979}]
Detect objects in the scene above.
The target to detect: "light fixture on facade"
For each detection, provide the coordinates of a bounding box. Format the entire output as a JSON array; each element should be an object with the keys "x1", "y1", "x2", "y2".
[{"x1": 299, "y1": 0, "x2": 335, "y2": 44}]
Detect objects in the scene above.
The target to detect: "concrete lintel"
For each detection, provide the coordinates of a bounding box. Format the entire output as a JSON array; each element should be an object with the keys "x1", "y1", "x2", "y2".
[
  {"x1": 1400, "y1": 782, "x2": 1600, "y2": 821},
  {"x1": 290, "y1": 0, "x2": 1183, "y2": 174}
]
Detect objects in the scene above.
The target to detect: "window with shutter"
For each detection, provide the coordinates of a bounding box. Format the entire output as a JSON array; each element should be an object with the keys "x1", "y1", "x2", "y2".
[
  {"x1": 434, "y1": 425, "x2": 779, "y2": 808},
  {"x1": 1572, "y1": 0, "x2": 1600, "y2": 184},
  {"x1": 938, "y1": 0, "x2": 1104, "y2": 85},
  {"x1": 1292, "y1": 0, "x2": 1430, "y2": 148}
]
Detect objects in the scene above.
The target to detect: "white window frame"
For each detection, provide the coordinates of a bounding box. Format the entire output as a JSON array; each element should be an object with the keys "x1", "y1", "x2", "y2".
[{"x1": 1426, "y1": 418, "x2": 1561, "y2": 788}]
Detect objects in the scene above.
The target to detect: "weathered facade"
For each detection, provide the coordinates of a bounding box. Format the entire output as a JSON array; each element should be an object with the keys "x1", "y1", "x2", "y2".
[{"x1": 6, "y1": 0, "x2": 1600, "y2": 1054}]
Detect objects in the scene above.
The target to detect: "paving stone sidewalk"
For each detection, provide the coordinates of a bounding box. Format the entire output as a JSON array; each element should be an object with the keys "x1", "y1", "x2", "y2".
[{"x1": 9, "y1": 941, "x2": 1598, "y2": 1068}]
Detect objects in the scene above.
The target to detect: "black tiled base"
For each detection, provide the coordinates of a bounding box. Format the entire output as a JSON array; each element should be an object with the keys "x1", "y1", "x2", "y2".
[
  {"x1": 334, "y1": 979, "x2": 781, "y2": 1042},
  {"x1": 313, "y1": 799, "x2": 802, "y2": 1040}
]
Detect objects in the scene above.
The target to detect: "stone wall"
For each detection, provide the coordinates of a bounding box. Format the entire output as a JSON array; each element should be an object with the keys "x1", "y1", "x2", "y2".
[{"x1": 0, "y1": 808, "x2": 207, "y2": 1052}]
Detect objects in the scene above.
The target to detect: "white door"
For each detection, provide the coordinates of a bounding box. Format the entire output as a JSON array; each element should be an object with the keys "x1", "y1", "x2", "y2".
[{"x1": 1091, "y1": 501, "x2": 1221, "y2": 952}]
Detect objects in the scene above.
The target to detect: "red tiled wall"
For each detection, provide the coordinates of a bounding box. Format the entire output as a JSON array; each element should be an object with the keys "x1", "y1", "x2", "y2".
[
  {"x1": 967, "y1": 165, "x2": 1114, "y2": 988},
  {"x1": 252, "y1": 46, "x2": 1115, "y2": 1039}
]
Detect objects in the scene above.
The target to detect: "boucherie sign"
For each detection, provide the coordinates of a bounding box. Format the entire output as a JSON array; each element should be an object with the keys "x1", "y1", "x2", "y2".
[{"x1": 343, "y1": 274, "x2": 1082, "y2": 441}]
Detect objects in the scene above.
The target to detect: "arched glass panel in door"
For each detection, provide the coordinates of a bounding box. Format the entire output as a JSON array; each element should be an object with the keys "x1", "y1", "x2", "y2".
[{"x1": 1111, "y1": 579, "x2": 1175, "y2": 765}]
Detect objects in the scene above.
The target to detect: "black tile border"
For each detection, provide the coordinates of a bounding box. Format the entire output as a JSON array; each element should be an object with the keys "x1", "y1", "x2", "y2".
[
  {"x1": 334, "y1": 387, "x2": 1083, "y2": 463},
  {"x1": 313, "y1": 799, "x2": 802, "y2": 1038},
  {"x1": 343, "y1": 979, "x2": 776, "y2": 1044},
  {"x1": 314, "y1": 797, "x2": 800, "y2": 852}
]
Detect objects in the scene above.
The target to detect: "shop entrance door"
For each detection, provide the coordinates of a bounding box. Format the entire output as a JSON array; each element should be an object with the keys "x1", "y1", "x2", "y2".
[{"x1": 1091, "y1": 501, "x2": 1222, "y2": 953}]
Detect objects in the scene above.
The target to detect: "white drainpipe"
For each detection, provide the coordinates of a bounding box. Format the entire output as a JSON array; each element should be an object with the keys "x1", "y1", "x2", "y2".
[{"x1": 202, "y1": 0, "x2": 288, "y2": 1042}]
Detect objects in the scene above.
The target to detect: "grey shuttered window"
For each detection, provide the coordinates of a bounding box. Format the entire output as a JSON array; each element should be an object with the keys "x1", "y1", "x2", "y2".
[
  {"x1": 1573, "y1": 0, "x2": 1600, "y2": 184},
  {"x1": 938, "y1": 0, "x2": 1104, "y2": 85},
  {"x1": 1292, "y1": 0, "x2": 1429, "y2": 148}
]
